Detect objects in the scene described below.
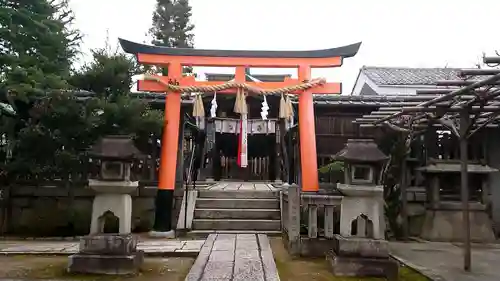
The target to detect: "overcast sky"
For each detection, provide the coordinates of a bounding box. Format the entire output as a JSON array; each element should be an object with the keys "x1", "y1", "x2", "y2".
[{"x1": 69, "y1": 0, "x2": 500, "y2": 93}]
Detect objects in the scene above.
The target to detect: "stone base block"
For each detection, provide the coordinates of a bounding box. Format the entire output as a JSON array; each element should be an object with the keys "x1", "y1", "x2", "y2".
[
  {"x1": 79, "y1": 234, "x2": 137, "y2": 255},
  {"x1": 67, "y1": 251, "x2": 144, "y2": 275},
  {"x1": 421, "y1": 209, "x2": 495, "y2": 242},
  {"x1": 326, "y1": 251, "x2": 398, "y2": 281},
  {"x1": 333, "y1": 234, "x2": 389, "y2": 258},
  {"x1": 149, "y1": 230, "x2": 175, "y2": 238}
]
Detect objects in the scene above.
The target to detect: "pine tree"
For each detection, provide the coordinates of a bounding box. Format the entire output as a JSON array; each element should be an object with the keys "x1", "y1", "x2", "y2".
[
  {"x1": 149, "y1": 0, "x2": 194, "y2": 48},
  {"x1": 0, "y1": 0, "x2": 81, "y2": 101},
  {"x1": 69, "y1": 34, "x2": 141, "y2": 101},
  {"x1": 149, "y1": 0, "x2": 176, "y2": 47},
  {"x1": 149, "y1": 0, "x2": 195, "y2": 75},
  {"x1": 0, "y1": 0, "x2": 82, "y2": 181},
  {"x1": 171, "y1": 0, "x2": 194, "y2": 48}
]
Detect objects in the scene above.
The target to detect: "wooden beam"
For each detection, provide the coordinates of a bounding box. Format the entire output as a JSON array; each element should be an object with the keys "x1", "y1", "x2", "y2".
[
  {"x1": 459, "y1": 110, "x2": 471, "y2": 271},
  {"x1": 483, "y1": 56, "x2": 500, "y2": 64},
  {"x1": 401, "y1": 106, "x2": 500, "y2": 113},
  {"x1": 137, "y1": 53, "x2": 343, "y2": 68},
  {"x1": 459, "y1": 68, "x2": 500, "y2": 76},
  {"x1": 375, "y1": 73, "x2": 500, "y2": 124},
  {"x1": 421, "y1": 73, "x2": 500, "y2": 107},
  {"x1": 436, "y1": 80, "x2": 500, "y2": 87}
]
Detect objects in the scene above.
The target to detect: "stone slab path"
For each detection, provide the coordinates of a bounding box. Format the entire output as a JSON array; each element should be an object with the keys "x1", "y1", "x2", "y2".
[
  {"x1": 390, "y1": 240, "x2": 500, "y2": 281},
  {"x1": 185, "y1": 233, "x2": 280, "y2": 281},
  {"x1": 0, "y1": 239, "x2": 206, "y2": 257}
]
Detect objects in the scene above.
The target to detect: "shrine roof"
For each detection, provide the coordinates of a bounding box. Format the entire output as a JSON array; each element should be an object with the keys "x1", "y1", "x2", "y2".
[
  {"x1": 360, "y1": 66, "x2": 484, "y2": 86},
  {"x1": 119, "y1": 38, "x2": 362, "y2": 59}
]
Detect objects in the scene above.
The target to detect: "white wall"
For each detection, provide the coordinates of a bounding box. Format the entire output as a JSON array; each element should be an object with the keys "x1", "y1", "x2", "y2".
[
  {"x1": 376, "y1": 84, "x2": 438, "y2": 96},
  {"x1": 350, "y1": 72, "x2": 380, "y2": 95}
]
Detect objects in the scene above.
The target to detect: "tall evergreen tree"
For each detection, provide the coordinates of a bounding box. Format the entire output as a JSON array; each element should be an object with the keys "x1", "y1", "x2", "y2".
[
  {"x1": 149, "y1": 0, "x2": 194, "y2": 48},
  {"x1": 0, "y1": 0, "x2": 82, "y2": 182},
  {"x1": 149, "y1": 0, "x2": 195, "y2": 75},
  {"x1": 171, "y1": 0, "x2": 194, "y2": 48},
  {"x1": 0, "y1": 0, "x2": 81, "y2": 101}
]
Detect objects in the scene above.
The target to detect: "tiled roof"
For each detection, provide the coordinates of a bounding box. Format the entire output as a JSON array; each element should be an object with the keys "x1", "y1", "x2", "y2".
[{"x1": 361, "y1": 66, "x2": 482, "y2": 86}]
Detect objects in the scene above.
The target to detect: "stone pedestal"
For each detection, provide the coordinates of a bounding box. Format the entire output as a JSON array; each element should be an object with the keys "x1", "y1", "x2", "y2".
[
  {"x1": 338, "y1": 184, "x2": 385, "y2": 239},
  {"x1": 68, "y1": 234, "x2": 144, "y2": 275},
  {"x1": 89, "y1": 180, "x2": 138, "y2": 234},
  {"x1": 421, "y1": 201, "x2": 495, "y2": 242},
  {"x1": 326, "y1": 235, "x2": 398, "y2": 280}
]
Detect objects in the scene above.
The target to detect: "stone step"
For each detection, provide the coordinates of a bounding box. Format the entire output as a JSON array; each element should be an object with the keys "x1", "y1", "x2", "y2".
[
  {"x1": 187, "y1": 230, "x2": 282, "y2": 239},
  {"x1": 194, "y1": 208, "x2": 280, "y2": 220},
  {"x1": 197, "y1": 190, "x2": 278, "y2": 199},
  {"x1": 192, "y1": 219, "x2": 281, "y2": 231},
  {"x1": 195, "y1": 198, "x2": 279, "y2": 209}
]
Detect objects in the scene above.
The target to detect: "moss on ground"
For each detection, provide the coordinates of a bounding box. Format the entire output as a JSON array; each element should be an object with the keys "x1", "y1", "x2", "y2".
[
  {"x1": 0, "y1": 256, "x2": 194, "y2": 281},
  {"x1": 269, "y1": 237, "x2": 429, "y2": 281}
]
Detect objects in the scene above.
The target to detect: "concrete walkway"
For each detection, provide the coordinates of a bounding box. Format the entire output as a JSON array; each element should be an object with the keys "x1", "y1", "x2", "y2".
[
  {"x1": 185, "y1": 233, "x2": 280, "y2": 281},
  {"x1": 390, "y1": 240, "x2": 500, "y2": 281},
  {"x1": 0, "y1": 239, "x2": 205, "y2": 257}
]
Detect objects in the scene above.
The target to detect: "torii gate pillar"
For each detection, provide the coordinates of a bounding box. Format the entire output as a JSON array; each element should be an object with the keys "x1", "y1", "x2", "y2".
[
  {"x1": 298, "y1": 65, "x2": 319, "y2": 191},
  {"x1": 151, "y1": 63, "x2": 182, "y2": 236}
]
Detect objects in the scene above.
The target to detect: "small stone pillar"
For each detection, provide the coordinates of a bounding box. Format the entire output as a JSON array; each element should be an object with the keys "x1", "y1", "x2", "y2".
[
  {"x1": 68, "y1": 135, "x2": 144, "y2": 275},
  {"x1": 327, "y1": 139, "x2": 398, "y2": 280}
]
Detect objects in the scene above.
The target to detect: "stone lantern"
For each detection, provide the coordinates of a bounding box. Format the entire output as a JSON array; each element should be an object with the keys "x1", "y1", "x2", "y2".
[
  {"x1": 87, "y1": 135, "x2": 144, "y2": 234},
  {"x1": 327, "y1": 139, "x2": 398, "y2": 279},
  {"x1": 334, "y1": 139, "x2": 388, "y2": 239},
  {"x1": 67, "y1": 135, "x2": 144, "y2": 275}
]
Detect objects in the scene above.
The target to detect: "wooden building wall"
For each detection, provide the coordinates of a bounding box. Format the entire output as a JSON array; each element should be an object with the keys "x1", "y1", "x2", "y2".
[
  {"x1": 314, "y1": 106, "x2": 378, "y2": 182},
  {"x1": 281, "y1": 105, "x2": 380, "y2": 184}
]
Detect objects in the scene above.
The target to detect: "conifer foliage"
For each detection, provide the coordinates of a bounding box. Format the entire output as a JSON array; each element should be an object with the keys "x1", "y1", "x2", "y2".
[
  {"x1": 0, "y1": 0, "x2": 81, "y2": 101},
  {"x1": 149, "y1": 0, "x2": 195, "y2": 48}
]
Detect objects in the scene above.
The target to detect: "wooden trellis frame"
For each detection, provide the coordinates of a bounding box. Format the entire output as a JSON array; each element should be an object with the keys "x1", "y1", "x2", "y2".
[{"x1": 356, "y1": 56, "x2": 500, "y2": 271}]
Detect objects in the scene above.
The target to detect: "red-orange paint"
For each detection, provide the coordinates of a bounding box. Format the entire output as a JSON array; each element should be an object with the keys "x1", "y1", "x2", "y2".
[
  {"x1": 158, "y1": 63, "x2": 182, "y2": 191},
  {"x1": 137, "y1": 53, "x2": 342, "y2": 68},
  {"x1": 234, "y1": 66, "x2": 246, "y2": 82},
  {"x1": 298, "y1": 65, "x2": 319, "y2": 192}
]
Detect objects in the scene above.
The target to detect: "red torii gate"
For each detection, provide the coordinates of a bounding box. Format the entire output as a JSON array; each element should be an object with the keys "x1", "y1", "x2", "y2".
[{"x1": 119, "y1": 38, "x2": 360, "y2": 234}]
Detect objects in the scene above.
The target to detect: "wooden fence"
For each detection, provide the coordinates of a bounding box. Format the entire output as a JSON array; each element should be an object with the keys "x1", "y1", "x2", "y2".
[
  {"x1": 220, "y1": 156, "x2": 271, "y2": 181},
  {"x1": 281, "y1": 184, "x2": 343, "y2": 257}
]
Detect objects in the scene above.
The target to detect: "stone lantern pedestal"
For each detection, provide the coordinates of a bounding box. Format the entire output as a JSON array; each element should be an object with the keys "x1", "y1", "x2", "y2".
[
  {"x1": 88, "y1": 180, "x2": 138, "y2": 235},
  {"x1": 68, "y1": 234, "x2": 144, "y2": 275},
  {"x1": 67, "y1": 135, "x2": 145, "y2": 275},
  {"x1": 326, "y1": 139, "x2": 398, "y2": 280}
]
